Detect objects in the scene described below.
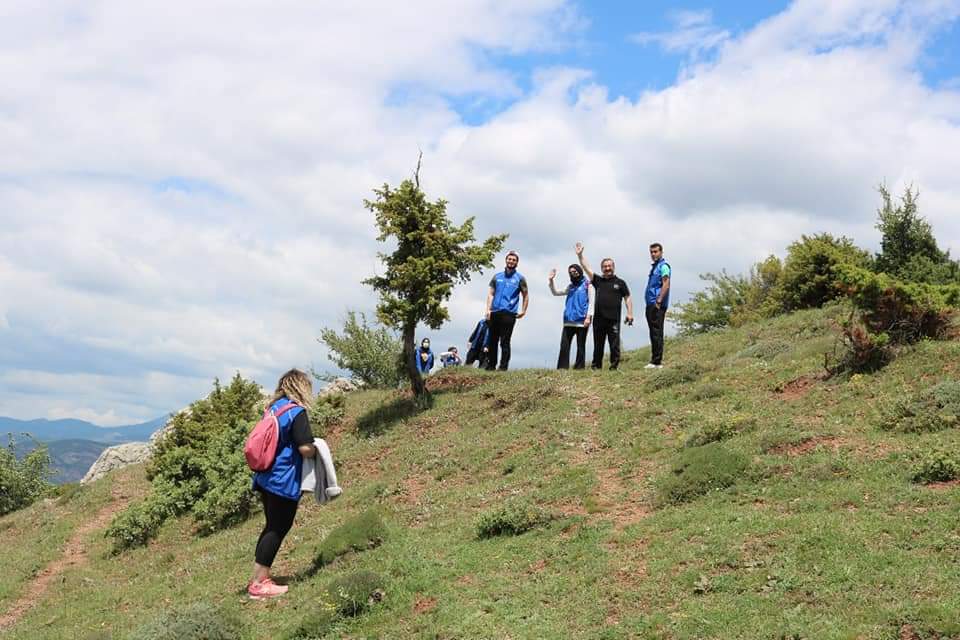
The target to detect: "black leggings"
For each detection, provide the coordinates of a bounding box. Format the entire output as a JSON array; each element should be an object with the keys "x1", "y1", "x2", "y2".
[
  {"x1": 254, "y1": 490, "x2": 299, "y2": 567},
  {"x1": 557, "y1": 325, "x2": 588, "y2": 369}
]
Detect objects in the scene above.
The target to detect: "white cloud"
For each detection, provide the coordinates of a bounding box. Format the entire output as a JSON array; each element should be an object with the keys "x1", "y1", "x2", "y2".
[
  {"x1": 2, "y1": 0, "x2": 960, "y2": 422},
  {"x1": 631, "y1": 9, "x2": 731, "y2": 60}
]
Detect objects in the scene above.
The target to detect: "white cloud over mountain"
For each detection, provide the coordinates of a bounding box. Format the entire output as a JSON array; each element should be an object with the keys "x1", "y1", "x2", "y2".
[{"x1": 1, "y1": 0, "x2": 958, "y2": 423}]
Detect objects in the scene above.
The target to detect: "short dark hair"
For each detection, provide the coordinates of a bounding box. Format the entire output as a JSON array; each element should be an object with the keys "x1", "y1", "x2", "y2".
[{"x1": 649, "y1": 243, "x2": 663, "y2": 251}]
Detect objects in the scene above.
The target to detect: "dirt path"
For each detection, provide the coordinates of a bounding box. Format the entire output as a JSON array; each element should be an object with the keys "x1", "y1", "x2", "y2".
[{"x1": 0, "y1": 489, "x2": 129, "y2": 632}]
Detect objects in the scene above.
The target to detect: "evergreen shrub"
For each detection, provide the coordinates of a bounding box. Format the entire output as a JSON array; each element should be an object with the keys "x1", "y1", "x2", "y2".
[
  {"x1": 476, "y1": 499, "x2": 552, "y2": 539},
  {"x1": 685, "y1": 415, "x2": 756, "y2": 448},
  {"x1": 770, "y1": 233, "x2": 872, "y2": 313},
  {"x1": 0, "y1": 437, "x2": 53, "y2": 516},
  {"x1": 284, "y1": 601, "x2": 338, "y2": 640},
  {"x1": 880, "y1": 381, "x2": 960, "y2": 433},
  {"x1": 314, "y1": 509, "x2": 387, "y2": 567},
  {"x1": 656, "y1": 443, "x2": 748, "y2": 506},
  {"x1": 326, "y1": 571, "x2": 387, "y2": 616},
  {"x1": 107, "y1": 375, "x2": 264, "y2": 552},
  {"x1": 689, "y1": 381, "x2": 725, "y2": 401},
  {"x1": 129, "y1": 603, "x2": 240, "y2": 640},
  {"x1": 645, "y1": 363, "x2": 703, "y2": 391},
  {"x1": 834, "y1": 264, "x2": 958, "y2": 345},
  {"x1": 735, "y1": 340, "x2": 791, "y2": 360},
  {"x1": 911, "y1": 448, "x2": 960, "y2": 484}
]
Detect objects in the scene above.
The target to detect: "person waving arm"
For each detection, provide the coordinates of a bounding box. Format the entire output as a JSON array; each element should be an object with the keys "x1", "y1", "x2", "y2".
[{"x1": 575, "y1": 242, "x2": 594, "y2": 280}]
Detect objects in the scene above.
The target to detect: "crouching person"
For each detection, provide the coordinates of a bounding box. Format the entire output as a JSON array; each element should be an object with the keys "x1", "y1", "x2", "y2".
[{"x1": 249, "y1": 368, "x2": 316, "y2": 599}]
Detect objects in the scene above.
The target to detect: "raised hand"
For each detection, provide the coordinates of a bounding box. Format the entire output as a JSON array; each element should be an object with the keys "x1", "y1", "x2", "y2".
[
  {"x1": 548, "y1": 268, "x2": 557, "y2": 280},
  {"x1": 575, "y1": 242, "x2": 584, "y2": 257}
]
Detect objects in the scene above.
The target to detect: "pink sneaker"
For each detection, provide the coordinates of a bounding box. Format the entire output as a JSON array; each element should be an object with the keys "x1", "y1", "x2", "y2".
[{"x1": 248, "y1": 578, "x2": 288, "y2": 600}]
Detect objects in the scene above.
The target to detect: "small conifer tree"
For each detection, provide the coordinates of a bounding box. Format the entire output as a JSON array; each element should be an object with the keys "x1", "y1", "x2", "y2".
[{"x1": 363, "y1": 156, "x2": 506, "y2": 399}]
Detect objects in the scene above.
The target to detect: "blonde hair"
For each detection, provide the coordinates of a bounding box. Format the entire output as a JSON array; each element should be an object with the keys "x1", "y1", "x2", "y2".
[{"x1": 269, "y1": 368, "x2": 313, "y2": 408}]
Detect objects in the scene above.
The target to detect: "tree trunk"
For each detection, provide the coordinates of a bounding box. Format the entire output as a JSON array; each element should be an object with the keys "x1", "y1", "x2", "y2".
[{"x1": 402, "y1": 323, "x2": 426, "y2": 398}]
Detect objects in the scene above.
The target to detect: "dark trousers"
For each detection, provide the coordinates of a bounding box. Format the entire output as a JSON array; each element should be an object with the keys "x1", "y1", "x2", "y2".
[
  {"x1": 557, "y1": 325, "x2": 588, "y2": 369},
  {"x1": 485, "y1": 311, "x2": 517, "y2": 370},
  {"x1": 592, "y1": 316, "x2": 621, "y2": 369},
  {"x1": 254, "y1": 490, "x2": 299, "y2": 567},
  {"x1": 646, "y1": 304, "x2": 666, "y2": 365}
]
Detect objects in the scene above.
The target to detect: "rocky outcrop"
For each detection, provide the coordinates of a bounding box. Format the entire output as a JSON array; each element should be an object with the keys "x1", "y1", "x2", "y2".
[
  {"x1": 321, "y1": 377, "x2": 362, "y2": 396},
  {"x1": 80, "y1": 442, "x2": 152, "y2": 484},
  {"x1": 80, "y1": 408, "x2": 183, "y2": 485}
]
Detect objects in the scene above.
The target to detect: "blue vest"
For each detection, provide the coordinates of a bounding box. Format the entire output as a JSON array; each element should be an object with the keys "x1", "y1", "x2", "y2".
[
  {"x1": 415, "y1": 349, "x2": 434, "y2": 373},
  {"x1": 564, "y1": 279, "x2": 590, "y2": 323},
  {"x1": 252, "y1": 399, "x2": 305, "y2": 501},
  {"x1": 441, "y1": 353, "x2": 461, "y2": 367},
  {"x1": 645, "y1": 259, "x2": 671, "y2": 308},
  {"x1": 491, "y1": 270, "x2": 525, "y2": 314}
]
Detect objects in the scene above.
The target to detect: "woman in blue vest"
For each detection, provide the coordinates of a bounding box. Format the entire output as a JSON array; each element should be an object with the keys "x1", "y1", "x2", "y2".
[
  {"x1": 415, "y1": 338, "x2": 435, "y2": 374},
  {"x1": 549, "y1": 264, "x2": 595, "y2": 369},
  {"x1": 248, "y1": 368, "x2": 316, "y2": 600}
]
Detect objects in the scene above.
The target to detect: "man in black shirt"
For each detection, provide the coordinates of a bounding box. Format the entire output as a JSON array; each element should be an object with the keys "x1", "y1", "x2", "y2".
[{"x1": 576, "y1": 242, "x2": 634, "y2": 370}]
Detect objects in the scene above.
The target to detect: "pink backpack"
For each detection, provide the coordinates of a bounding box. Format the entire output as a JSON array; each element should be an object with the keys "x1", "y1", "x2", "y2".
[{"x1": 244, "y1": 402, "x2": 301, "y2": 471}]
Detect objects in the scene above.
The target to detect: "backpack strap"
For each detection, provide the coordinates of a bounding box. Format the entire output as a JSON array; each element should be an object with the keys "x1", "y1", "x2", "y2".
[{"x1": 270, "y1": 402, "x2": 302, "y2": 417}]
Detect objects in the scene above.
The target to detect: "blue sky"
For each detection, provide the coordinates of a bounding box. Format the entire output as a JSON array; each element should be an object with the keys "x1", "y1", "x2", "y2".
[
  {"x1": 2, "y1": 0, "x2": 960, "y2": 425},
  {"x1": 450, "y1": 1, "x2": 960, "y2": 125}
]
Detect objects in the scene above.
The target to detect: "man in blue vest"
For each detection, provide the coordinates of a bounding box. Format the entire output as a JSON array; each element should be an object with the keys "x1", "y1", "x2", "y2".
[
  {"x1": 484, "y1": 250, "x2": 529, "y2": 371},
  {"x1": 645, "y1": 243, "x2": 671, "y2": 368}
]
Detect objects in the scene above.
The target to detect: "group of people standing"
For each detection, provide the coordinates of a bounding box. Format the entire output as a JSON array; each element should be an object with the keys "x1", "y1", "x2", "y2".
[
  {"x1": 477, "y1": 242, "x2": 671, "y2": 371},
  {"x1": 414, "y1": 243, "x2": 671, "y2": 374}
]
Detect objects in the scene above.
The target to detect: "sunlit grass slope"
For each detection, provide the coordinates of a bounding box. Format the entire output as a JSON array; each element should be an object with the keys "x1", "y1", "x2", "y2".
[{"x1": 3, "y1": 304, "x2": 959, "y2": 639}]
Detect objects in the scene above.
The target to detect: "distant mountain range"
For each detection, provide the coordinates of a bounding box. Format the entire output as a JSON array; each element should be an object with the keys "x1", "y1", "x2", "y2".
[
  {"x1": 3, "y1": 414, "x2": 170, "y2": 484},
  {"x1": 0, "y1": 415, "x2": 168, "y2": 444}
]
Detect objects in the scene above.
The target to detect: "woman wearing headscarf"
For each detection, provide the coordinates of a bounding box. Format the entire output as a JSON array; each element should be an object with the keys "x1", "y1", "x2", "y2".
[
  {"x1": 415, "y1": 338, "x2": 435, "y2": 374},
  {"x1": 548, "y1": 264, "x2": 595, "y2": 369}
]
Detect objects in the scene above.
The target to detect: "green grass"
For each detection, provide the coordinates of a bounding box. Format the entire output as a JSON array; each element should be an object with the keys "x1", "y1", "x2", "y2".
[
  {"x1": 0, "y1": 465, "x2": 142, "y2": 611},
  {"x1": 3, "y1": 306, "x2": 960, "y2": 638}
]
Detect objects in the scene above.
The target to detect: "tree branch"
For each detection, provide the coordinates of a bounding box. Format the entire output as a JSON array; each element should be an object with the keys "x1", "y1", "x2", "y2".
[{"x1": 413, "y1": 150, "x2": 423, "y2": 189}]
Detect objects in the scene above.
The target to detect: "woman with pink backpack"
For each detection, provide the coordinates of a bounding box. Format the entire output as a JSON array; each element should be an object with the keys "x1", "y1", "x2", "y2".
[{"x1": 248, "y1": 368, "x2": 316, "y2": 600}]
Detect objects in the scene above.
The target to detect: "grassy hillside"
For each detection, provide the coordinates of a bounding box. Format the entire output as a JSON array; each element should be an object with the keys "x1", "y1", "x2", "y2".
[{"x1": 2, "y1": 305, "x2": 959, "y2": 639}]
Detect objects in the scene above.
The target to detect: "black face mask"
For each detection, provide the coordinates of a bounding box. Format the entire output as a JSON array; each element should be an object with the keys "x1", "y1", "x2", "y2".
[{"x1": 568, "y1": 264, "x2": 584, "y2": 284}]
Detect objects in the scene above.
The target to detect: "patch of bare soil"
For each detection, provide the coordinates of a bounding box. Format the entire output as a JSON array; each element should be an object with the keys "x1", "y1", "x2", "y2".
[
  {"x1": 899, "y1": 624, "x2": 921, "y2": 640},
  {"x1": 412, "y1": 594, "x2": 438, "y2": 615},
  {"x1": 0, "y1": 488, "x2": 131, "y2": 631},
  {"x1": 426, "y1": 373, "x2": 485, "y2": 393},
  {"x1": 774, "y1": 373, "x2": 825, "y2": 400},
  {"x1": 400, "y1": 475, "x2": 428, "y2": 507},
  {"x1": 769, "y1": 435, "x2": 845, "y2": 456},
  {"x1": 566, "y1": 439, "x2": 651, "y2": 531},
  {"x1": 593, "y1": 466, "x2": 651, "y2": 530},
  {"x1": 925, "y1": 478, "x2": 960, "y2": 490}
]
